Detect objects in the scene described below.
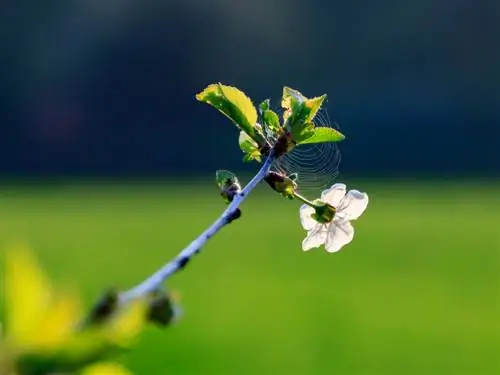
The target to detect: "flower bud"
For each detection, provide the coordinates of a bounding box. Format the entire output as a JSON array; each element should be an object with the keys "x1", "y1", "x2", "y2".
[
  {"x1": 146, "y1": 290, "x2": 182, "y2": 327},
  {"x1": 216, "y1": 170, "x2": 242, "y2": 203},
  {"x1": 264, "y1": 171, "x2": 297, "y2": 199}
]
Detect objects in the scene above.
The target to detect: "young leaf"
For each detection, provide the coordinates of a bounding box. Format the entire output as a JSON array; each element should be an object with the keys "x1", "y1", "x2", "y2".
[
  {"x1": 196, "y1": 84, "x2": 264, "y2": 144},
  {"x1": 293, "y1": 122, "x2": 315, "y2": 143},
  {"x1": 303, "y1": 95, "x2": 326, "y2": 123},
  {"x1": 281, "y1": 87, "x2": 329, "y2": 144},
  {"x1": 262, "y1": 109, "x2": 281, "y2": 134},
  {"x1": 297, "y1": 127, "x2": 346, "y2": 144},
  {"x1": 238, "y1": 131, "x2": 262, "y2": 162},
  {"x1": 282, "y1": 87, "x2": 307, "y2": 110},
  {"x1": 259, "y1": 99, "x2": 270, "y2": 114},
  {"x1": 281, "y1": 87, "x2": 306, "y2": 125}
]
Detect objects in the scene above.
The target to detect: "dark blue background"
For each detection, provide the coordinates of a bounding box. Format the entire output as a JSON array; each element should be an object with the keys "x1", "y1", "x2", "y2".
[{"x1": 1, "y1": 0, "x2": 498, "y2": 177}]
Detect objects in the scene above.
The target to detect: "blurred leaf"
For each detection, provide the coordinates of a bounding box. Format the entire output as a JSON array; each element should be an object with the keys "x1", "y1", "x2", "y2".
[
  {"x1": 4, "y1": 245, "x2": 53, "y2": 344},
  {"x1": 81, "y1": 362, "x2": 133, "y2": 375},
  {"x1": 196, "y1": 83, "x2": 265, "y2": 145},
  {"x1": 105, "y1": 300, "x2": 146, "y2": 347},
  {"x1": 85, "y1": 290, "x2": 120, "y2": 327},
  {"x1": 238, "y1": 131, "x2": 261, "y2": 162},
  {"x1": 36, "y1": 292, "x2": 82, "y2": 348},
  {"x1": 298, "y1": 127, "x2": 345, "y2": 144}
]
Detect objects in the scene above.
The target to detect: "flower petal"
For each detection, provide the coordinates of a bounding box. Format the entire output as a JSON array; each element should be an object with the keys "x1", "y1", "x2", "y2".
[
  {"x1": 299, "y1": 204, "x2": 317, "y2": 230},
  {"x1": 321, "y1": 183, "x2": 347, "y2": 207},
  {"x1": 302, "y1": 225, "x2": 328, "y2": 251},
  {"x1": 325, "y1": 222, "x2": 354, "y2": 253},
  {"x1": 337, "y1": 190, "x2": 369, "y2": 220}
]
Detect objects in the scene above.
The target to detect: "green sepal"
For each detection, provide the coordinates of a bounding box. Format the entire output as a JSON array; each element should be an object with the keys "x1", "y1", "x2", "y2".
[{"x1": 311, "y1": 200, "x2": 336, "y2": 223}]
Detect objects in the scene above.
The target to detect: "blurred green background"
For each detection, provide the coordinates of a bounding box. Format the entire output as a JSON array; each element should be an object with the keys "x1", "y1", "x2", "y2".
[
  {"x1": 1, "y1": 1, "x2": 499, "y2": 374},
  {"x1": 1, "y1": 180, "x2": 498, "y2": 374}
]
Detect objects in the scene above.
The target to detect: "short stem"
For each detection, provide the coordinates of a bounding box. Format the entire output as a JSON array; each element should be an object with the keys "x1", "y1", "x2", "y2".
[
  {"x1": 293, "y1": 192, "x2": 318, "y2": 208},
  {"x1": 119, "y1": 152, "x2": 276, "y2": 303}
]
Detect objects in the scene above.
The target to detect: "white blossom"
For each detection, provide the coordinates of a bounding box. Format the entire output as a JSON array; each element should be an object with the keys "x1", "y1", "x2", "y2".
[{"x1": 300, "y1": 183, "x2": 369, "y2": 253}]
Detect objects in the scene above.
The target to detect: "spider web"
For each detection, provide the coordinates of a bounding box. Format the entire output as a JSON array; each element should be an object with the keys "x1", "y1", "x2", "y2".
[{"x1": 268, "y1": 108, "x2": 342, "y2": 199}]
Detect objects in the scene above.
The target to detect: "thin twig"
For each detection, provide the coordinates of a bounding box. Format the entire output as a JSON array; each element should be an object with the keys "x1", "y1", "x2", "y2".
[{"x1": 119, "y1": 153, "x2": 275, "y2": 303}]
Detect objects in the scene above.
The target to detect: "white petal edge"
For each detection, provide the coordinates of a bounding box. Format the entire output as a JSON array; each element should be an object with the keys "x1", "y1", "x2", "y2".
[
  {"x1": 302, "y1": 225, "x2": 328, "y2": 251},
  {"x1": 325, "y1": 221, "x2": 354, "y2": 253},
  {"x1": 299, "y1": 204, "x2": 317, "y2": 230},
  {"x1": 337, "y1": 190, "x2": 369, "y2": 220},
  {"x1": 321, "y1": 183, "x2": 347, "y2": 207}
]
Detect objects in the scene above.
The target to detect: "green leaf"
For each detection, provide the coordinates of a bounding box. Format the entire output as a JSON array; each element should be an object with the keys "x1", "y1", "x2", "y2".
[
  {"x1": 259, "y1": 99, "x2": 270, "y2": 114},
  {"x1": 297, "y1": 127, "x2": 346, "y2": 144},
  {"x1": 281, "y1": 87, "x2": 327, "y2": 143},
  {"x1": 293, "y1": 122, "x2": 315, "y2": 143},
  {"x1": 238, "y1": 131, "x2": 262, "y2": 162},
  {"x1": 303, "y1": 95, "x2": 326, "y2": 123},
  {"x1": 282, "y1": 87, "x2": 307, "y2": 109},
  {"x1": 196, "y1": 83, "x2": 264, "y2": 144},
  {"x1": 281, "y1": 87, "x2": 306, "y2": 125},
  {"x1": 262, "y1": 109, "x2": 281, "y2": 134}
]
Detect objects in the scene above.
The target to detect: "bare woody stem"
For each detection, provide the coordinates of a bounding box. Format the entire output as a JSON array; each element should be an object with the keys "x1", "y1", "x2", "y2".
[{"x1": 119, "y1": 152, "x2": 276, "y2": 303}]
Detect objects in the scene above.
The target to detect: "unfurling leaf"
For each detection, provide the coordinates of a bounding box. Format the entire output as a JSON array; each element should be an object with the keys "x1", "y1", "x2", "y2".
[
  {"x1": 297, "y1": 127, "x2": 345, "y2": 144},
  {"x1": 262, "y1": 109, "x2": 281, "y2": 135},
  {"x1": 196, "y1": 83, "x2": 266, "y2": 145},
  {"x1": 238, "y1": 131, "x2": 262, "y2": 162},
  {"x1": 258, "y1": 99, "x2": 270, "y2": 114},
  {"x1": 281, "y1": 87, "x2": 328, "y2": 144},
  {"x1": 293, "y1": 122, "x2": 315, "y2": 143},
  {"x1": 303, "y1": 95, "x2": 326, "y2": 123},
  {"x1": 281, "y1": 87, "x2": 306, "y2": 127},
  {"x1": 1, "y1": 247, "x2": 147, "y2": 375}
]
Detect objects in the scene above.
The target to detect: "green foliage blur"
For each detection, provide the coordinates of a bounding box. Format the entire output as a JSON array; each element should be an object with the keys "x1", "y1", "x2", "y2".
[{"x1": 0, "y1": 180, "x2": 498, "y2": 375}]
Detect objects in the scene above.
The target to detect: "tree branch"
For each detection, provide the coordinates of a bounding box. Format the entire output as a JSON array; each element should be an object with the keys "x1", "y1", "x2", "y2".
[{"x1": 119, "y1": 152, "x2": 275, "y2": 303}]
